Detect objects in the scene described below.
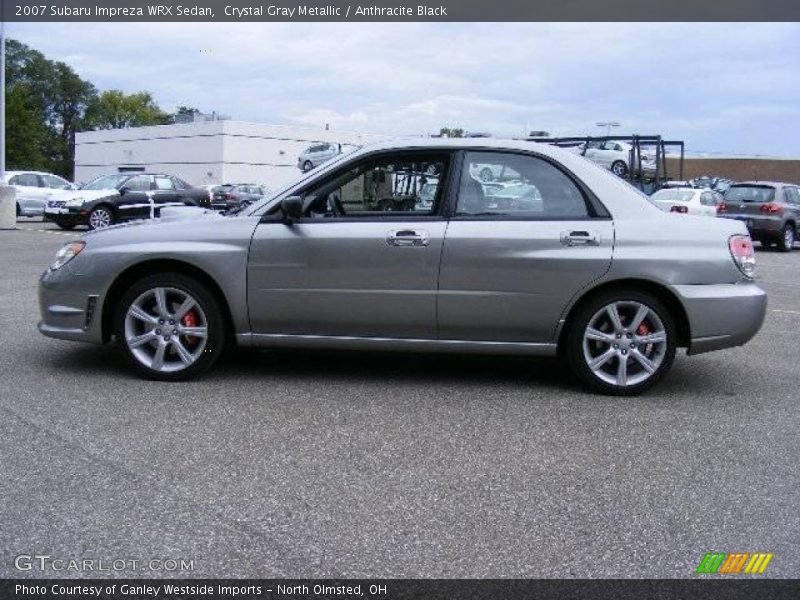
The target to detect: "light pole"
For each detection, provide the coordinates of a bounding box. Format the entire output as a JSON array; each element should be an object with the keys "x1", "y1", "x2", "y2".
[
  {"x1": 596, "y1": 121, "x2": 621, "y2": 137},
  {"x1": 0, "y1": 19, "x2": 16, "y2": 230}
]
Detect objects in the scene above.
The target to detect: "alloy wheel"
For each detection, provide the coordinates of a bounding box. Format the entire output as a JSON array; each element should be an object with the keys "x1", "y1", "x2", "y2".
[
  {"x1": 611, "y1": 161, "x2": 628, "y2": 177},
  {"x1": 124, "y1": 287, "x2": 208, "y2": 373},
  {"x1": 582, "y1": 300, "x2": 668, "y2": 387},
  {"x1": 89, "y1": 207, "x2": 112, "y2": 229},
  {"x1": 785, "y1": 227, "x2": 795, "y2": 249}
]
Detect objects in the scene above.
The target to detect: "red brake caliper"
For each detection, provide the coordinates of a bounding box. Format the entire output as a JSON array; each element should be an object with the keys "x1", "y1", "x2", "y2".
[{"x1": 182, "y1": 310, "x2": 198, "y2": 344}]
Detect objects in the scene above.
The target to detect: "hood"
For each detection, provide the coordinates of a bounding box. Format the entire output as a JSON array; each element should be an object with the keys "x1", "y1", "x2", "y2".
[{"x1": 61, "y1": 189, "x2": 120, "y2": 203}]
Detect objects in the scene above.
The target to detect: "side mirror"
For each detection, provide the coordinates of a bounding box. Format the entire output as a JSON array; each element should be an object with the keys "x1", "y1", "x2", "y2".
[
  {"x1": 281, "y1": 196, "x2": 304, "y2": 223},
  {"x1": 118, "y1": 186, "x2": 129, "y2": 195}
]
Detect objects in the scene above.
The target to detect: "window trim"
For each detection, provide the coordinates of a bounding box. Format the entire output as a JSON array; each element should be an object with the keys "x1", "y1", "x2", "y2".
[
  {"x1": 446, "y1": 148, "x2": 611, "y2": 221},
  {"x1": 264, "y1": 149, "x2": 456, "y2": 224}
]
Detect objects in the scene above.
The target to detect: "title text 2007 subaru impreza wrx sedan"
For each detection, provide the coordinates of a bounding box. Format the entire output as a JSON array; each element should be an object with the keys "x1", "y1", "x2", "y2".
[{"x1": 38, "y1": 139, "x2": 767, "y2": 395}]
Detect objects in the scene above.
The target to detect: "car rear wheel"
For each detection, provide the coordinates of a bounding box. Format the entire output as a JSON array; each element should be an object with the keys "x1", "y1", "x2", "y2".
[
  {"x1": 88, "y1": 205, "x2": 115, "y2": 230},
  {"x1": 565, "y1": 291, "x2": 677, "y2": 395},
  {"x1": 778, "y1": 224, "x2": 795, "y2": 252},
  {"x1": 611, "y1": 160, "x2": 629, "y2": 178},
  {"x1": 114, "y1": 273, "x2": 225, "y2": 381}
]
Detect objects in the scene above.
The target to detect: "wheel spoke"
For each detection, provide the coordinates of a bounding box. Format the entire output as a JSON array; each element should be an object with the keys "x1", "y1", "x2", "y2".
[
  {"x1": 153, "y1": 287, "x2": 169, "y2": 317},
  {"x1": 128, "y1": 330, "x2": 156, "y2": 348},
  {"x1": 630, "y1": 304, "x2": 650, "y2": 331},
  {"x1": 632, "y1": 350, "x2": 658, "y2": 374},
  {"x1": 606, "y1": 303, "x2": 623, "y2": 332},
  {"x1": 171, "y1": 339, "x2": 194, "y2": 364},
  {"x1": 637, "y1": 331, "x2": 666, "y2": 344},
  {"x1": 150, "y1": 340, "x2": 167, "y2": 370},
  {"x1": 174, "y1": 296, "x2": 196, "y2": 319},
  {"x1": 128, "y1": 304, "x2": 158, "y2": 324},
  {"x1": 179, "y1": 326, "x2": 207, "y2": 338},
  {"x1": 589, "y1": 348, "x2": 615, "y2": 371},
  {"x1": 585, "y1": 327, "x2": 615, "y2": 344},
  {"x1": 616, "y1": 356, "x2": 628, "y2": 386}
]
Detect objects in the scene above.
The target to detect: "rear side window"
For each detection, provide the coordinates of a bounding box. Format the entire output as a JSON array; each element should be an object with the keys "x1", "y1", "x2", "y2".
[
  {"x1": 700, "y1": 192, "x2": 717, "y2": 206},
  {"x1": 724, "y1": 186, "x2": 775, "y2": 203},
  {"x1": 457, "y1": 152, "x2": 591, "y2": 219},
  {"x1": 10, "y1": 173, "x2": 40, "y2": 187},
  {"x1": 784, "y1": 187, "x2": 799, "y2": 205}
]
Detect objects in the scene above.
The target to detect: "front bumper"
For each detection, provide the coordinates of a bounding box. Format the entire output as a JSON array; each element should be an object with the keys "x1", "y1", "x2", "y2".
[
  {"x1": 43, "y1": 206, "x2": 89, "y2": 226},
  {"x1": 671, "y1": 282, "x2": 767, "y2": 355},
  {"x1": 38, "y1": 265, "x2": 105, "y2": 344}
]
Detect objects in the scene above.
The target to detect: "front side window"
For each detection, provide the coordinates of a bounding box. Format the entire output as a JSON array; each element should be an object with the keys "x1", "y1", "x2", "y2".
[
  {"x1": 456, "y1": 152, "x2": 590, "y2": 219},
  {"x1": 300, "y1": 153, "x2": 448, "y2": 217},
  {"x1": 82, "y1": 174, "x2": 131, "y2": 190}
]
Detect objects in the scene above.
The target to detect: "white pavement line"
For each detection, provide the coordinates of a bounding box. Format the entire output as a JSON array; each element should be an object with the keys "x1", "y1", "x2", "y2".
[{"x1": 771, "y1": 309, "x2": 800, "y2": 316}]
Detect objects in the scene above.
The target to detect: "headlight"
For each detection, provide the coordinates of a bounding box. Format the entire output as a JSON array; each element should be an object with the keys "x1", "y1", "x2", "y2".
[
  {"x1": 50, "y1": 241, "x2": 85, "y2": 271},
  {"x1": 65, "y1": 198, "x2": 84, "y2": 207}
]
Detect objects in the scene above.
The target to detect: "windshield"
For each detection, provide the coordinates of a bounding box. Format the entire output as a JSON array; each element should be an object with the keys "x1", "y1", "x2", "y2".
[
  {"x1": 81, "y1": 174, "x2": 130, "y2": 190},
  {"x1": 724, "y1": 185, "x2": 775, "y2": 203},
  {"x1": 652, "y1": 189, "x2": 695, "y2": 202}
]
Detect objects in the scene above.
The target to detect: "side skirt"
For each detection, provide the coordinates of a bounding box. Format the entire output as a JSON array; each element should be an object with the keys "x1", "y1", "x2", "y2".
[{"x1": 236, "y1": 333, "x2": 557, "y2": 356}]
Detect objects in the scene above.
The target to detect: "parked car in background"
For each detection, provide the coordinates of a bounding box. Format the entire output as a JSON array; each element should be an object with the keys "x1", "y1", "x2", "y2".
[
  {"x1": 713, "y1": 178, "x2": 735, "y2": 194},
  {"x1": 44, "y1": 173, "x2": 210, "y2": 230},
  {"x1": 650, "y1": 187, "x2": 721, "y2": 216},
  {"x1": 690, "y1": 175, "x2": 717, "y2": 189},
  {"x1": 298, "y1": 143, "x2": 342, "y2": 172},
  {"x1": 660, "y1": 180, "x2": 693, "y2": 189},
  {"x1": 38, "y1": 138, "x2": 766, "y2": 396},
  {"x1": 718, "y1": 182, "x2": 800, "y2": 251},
  {"x1": 582, "y1": 140, "x2": 656, "y2": 178},
  {"x1": 211, "y1": 184, "x2": 269, "y2": 211},
  {"x1": 1, "y1": 170, "x2": 77, "y2": 217}
]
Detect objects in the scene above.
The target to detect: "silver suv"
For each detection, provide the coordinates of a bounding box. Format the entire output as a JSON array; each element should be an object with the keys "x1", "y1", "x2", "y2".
[
  {"x1": 298, "y1": 142, "x2": 341, "y2": 172},
  {"x1": 38, "y1": 139, "x2": 766, "y2": 395}
]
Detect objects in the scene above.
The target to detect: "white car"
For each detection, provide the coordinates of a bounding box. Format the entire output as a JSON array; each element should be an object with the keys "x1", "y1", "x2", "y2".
[
  {"x1": 650, "y1": 187, "x2": 722, "y2": 216},
  {"x1": 582, "y1": 141, "x2": 656, "y2": 178},
  {"x1": 1, "y1": 170, "x2": 77, "y2": 217}
]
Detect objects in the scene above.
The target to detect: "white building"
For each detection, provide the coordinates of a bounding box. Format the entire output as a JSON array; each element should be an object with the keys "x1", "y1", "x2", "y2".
[{"x1": 74, "y1": 120, "x2": 388, "y2": 188}]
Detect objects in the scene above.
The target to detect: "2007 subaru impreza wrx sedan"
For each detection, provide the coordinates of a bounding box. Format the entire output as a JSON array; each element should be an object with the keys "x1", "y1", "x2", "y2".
[{"x1": 38, "y1": 139, "x2": 767, "y2": 395}]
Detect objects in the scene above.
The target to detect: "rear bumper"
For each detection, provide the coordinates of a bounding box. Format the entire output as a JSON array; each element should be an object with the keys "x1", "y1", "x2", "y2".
[
  {"x1": 719, "y1": 214, "x2": 784, "y2": 239},
  {"x1": 670, "y1": 282, "x2": 767, "y2": 355}
]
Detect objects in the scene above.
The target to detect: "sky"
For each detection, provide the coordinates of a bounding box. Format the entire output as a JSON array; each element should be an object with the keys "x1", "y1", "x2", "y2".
[{"x1": 7, "y1": 22, "x2": 800, "y2": 157}]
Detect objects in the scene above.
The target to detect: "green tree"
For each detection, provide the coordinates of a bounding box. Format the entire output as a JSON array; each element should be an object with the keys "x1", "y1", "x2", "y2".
[
  {"x1": 85, "y1": 90, "x2": 172, "y2": 130},
  {"x1": 5, "y1": 85, "x2": 50, "y2": 170},
  {"x1": 439, "y1": 127, "x2": 464, "y2": 138}
]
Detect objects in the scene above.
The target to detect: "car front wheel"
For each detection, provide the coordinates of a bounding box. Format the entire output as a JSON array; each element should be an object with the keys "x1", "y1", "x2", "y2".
[
  {"x1": 565, "y1": 291, "x2": 677, "y2": 395},
  {"x1": 114, "y1": 273, "x2": 225, "y2": 381},
  {"x1": 88, "y1": 205, "x2": 115, "y2": 230},
  {"x1": 611, "y1": 160, "x2": 629, "y2": 177},
  {"x1": 302, "y1": 160, "x2": 314, "y2": 172}
]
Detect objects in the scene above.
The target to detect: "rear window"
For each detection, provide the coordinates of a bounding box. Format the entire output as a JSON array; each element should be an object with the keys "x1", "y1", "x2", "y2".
[
  {"x1": 652, "y1": 189, "x2": 694, "y2": 202},
  {"x1": 724, "y1": 185, "x2": 775, "y2": 203}
]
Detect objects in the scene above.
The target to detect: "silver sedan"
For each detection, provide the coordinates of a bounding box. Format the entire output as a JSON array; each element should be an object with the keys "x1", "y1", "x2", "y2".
[{"x1": 38, "y1": 138, "x2": 767, "y2": 395}]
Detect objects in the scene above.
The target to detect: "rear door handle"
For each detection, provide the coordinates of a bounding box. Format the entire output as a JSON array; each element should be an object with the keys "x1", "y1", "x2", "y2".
[
  {"x1": 560, "y1": 230, "x2": 601, "y2": 246},
  {"x1": 387, "y1": 229, "x2": 430, "y2": 247}
]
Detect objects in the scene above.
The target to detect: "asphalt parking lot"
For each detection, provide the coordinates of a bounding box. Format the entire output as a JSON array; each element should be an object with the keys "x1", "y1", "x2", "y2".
[{"x1": 1, "y1": 219, "x2": 799, "y2": 578}]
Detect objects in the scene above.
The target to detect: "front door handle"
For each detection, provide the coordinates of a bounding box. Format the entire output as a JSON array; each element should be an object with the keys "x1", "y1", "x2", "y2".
[
  {"x1": 387, "y1": 229, "x2": 430, "y2": 247},
  {"x1": 560, "y1": 230, "x2": 601, "y2": 246}
]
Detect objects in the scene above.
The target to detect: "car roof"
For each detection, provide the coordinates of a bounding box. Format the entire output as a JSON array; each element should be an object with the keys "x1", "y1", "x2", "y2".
[
  {"x1": 732, "y1": 181, "x2": 791, "y2": 188},
  {"x1": 5, "y1": 170, "x2": 62, "y2": 176}
]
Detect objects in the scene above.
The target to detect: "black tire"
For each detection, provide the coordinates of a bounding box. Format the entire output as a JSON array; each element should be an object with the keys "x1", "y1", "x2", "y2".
[
  {"x1": 56, "y1": 223, "x2": 76, "y2": 231},
  {"x1": 564, "y1": 290, "x2": 677, "y2": 396},
  {"x1": 479, "y1": 167, "x2": 493, "y2": 182},
  {"x1": 777, "y1": 224, "x2": 795, "y2": 252},
  {"x1": 302, "y1": 160, "x2": 314, "y2": 172},
  {"x1": 611, "y1": 160, "x2": 629, "y2": 178},
  {"x1": 114, "y1": 273, "x2": 226, "y2": 381},
  {"x1": 88, "y1": 204, "x2": 115, "y2": 230},
  {"x1": 16, "y1": 203, "x2": 21, "y2": 217}
]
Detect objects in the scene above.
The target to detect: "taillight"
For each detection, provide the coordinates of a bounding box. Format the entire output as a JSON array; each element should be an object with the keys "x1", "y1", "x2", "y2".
[
  {"x1": 760, "y1": 202, "x2": 781, "y2": 214},
  {"x1": 729, "y1": 234, "x2": 755, "y2": 279},
  {"x1": 717, "y1": 202, "x2": 728, "y2": 213},
  {"x1": 670, "y1": 205, "x2": 688, "y2": 213}
]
